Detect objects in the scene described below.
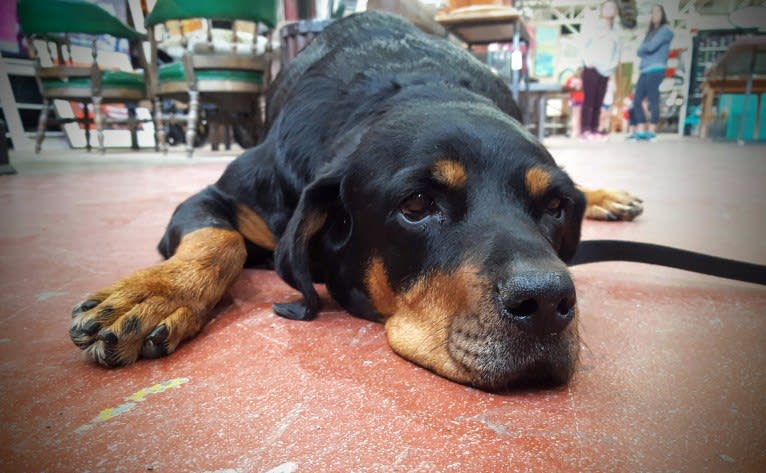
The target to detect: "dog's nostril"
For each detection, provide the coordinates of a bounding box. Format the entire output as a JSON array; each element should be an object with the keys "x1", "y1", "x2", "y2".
[
  {"x1": 556, "y1": 297, "x2": 575, "y2": 316},
  {"x1": 507, "y1": 298, "x2": 538, "y2": 317}
]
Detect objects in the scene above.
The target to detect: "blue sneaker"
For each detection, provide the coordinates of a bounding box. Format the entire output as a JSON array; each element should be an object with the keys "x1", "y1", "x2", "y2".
[{"x1": 636, "y1": 131, "x2": 657, "y2": 141}]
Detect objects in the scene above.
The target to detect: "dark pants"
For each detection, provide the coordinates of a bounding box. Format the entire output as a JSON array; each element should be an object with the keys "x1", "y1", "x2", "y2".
[
  {"x1": 580, "y1": 66, "x2": 609, "y2": 134},
  {"x1": 633, "y1": 70, "x2": 664, "y2": 124}
]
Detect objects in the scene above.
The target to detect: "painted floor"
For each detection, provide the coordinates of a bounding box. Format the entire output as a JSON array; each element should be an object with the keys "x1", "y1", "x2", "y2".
[{"x1": 1, "y1": 136, "x2": 765, "y2": 472}]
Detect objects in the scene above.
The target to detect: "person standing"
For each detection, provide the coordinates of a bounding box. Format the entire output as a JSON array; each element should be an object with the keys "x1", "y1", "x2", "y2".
[
  {"x1": 629, "y1": 3, "x2": 673, "y2": 141},
  {"x1": 579, "y1": 0, "x2": 621, "y2": 141}
]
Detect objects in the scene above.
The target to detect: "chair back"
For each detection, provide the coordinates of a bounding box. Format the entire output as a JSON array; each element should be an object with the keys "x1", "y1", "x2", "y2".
[
  {"x1": 17, "y1": 0, "x2": 143, "y2": 39},
  {"x1": 145, "y1": 0, "x2": 277, "y2": 96},
  {"x1": 145, "y1": 0, "x2": 277, "y2": 28},
  {"x1": 17, "y1": 0, "x2": 147, "y2": 98}
]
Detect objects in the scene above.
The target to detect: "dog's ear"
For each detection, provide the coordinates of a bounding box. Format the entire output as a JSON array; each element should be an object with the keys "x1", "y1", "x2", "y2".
[
  {"x1": 273, "y1": 168, "x2": 351, "y2": 321},
  {"x1": 558, "y1": 188, "x2": 587, "y2": 262}
]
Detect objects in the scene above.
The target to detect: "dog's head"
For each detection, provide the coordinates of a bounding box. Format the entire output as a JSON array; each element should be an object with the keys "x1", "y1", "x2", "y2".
[{"x1": 275, "y1": 97, "x2": 586, "y2": 391}]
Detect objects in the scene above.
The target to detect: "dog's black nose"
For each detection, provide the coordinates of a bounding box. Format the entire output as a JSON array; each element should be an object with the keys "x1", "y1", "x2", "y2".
[{"x1": 500, "y1": 271, "x2": 576, "y2": 337}]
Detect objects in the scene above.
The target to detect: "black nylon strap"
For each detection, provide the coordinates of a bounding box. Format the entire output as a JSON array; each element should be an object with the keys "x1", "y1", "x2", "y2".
[{"x1": 568, "y1": 240, "x2": 766, "y2": 286}]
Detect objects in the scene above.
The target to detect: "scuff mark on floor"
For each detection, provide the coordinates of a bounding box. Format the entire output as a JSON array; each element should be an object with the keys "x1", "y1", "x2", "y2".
[
  {"x1": 264, "y1": 462, "x2": 298, "y2": 473},
  {"x1": 75, "y1": 377, "x2": 190, "y2": 433},
  {"x1": 35, "y1": 291, "x2": 69, "y2": 301}
]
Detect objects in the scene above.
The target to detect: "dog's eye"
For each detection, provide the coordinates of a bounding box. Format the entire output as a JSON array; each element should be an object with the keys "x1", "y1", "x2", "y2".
[
  {"x1": 545, "y1": 197, "x2": 563, "y2": 218},
  {"x1": 400, "y1": 193, "x2": 439, "y2": 222}
]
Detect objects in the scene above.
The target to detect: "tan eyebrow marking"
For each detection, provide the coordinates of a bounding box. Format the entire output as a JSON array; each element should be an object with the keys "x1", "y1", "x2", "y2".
[
  {"x1": 525, "y1": 166, "x2": 552, "y2": 198},
  {"x1": 432, "y1": 160, "x2": 467, "y2": 189}
]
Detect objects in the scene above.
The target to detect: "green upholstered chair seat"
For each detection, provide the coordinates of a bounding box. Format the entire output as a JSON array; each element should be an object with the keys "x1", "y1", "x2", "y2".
[
  {"x1": 157, "y1": 62, "x2": 264, "y2": 84},
  {"x1": 42, "y1": 70, "x2": 146, "y2": 92}
]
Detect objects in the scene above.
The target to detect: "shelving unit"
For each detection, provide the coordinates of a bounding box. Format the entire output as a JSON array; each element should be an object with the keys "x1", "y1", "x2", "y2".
[
  {"x1": 684, "y1": 28, "x2": 763, "y2": 135},
  {"x1": 0, "y1": 55, "x2": 64, "y2": 151}
]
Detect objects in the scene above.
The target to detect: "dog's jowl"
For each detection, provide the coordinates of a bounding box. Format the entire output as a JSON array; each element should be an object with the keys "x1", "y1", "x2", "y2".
[{"x1": 70, "y1": 11, "x2": 642, "y2": 390}]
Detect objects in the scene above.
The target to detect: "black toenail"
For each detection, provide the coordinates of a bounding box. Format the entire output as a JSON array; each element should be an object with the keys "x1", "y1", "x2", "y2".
[
  {"x1": 141, "y1": 326, "x2": 169, "y2": 359},
  {"x1": 80, "y1": 320, "x2": 101, "y2": 336},
  {"x1": 72, "y1": 299, "x2": 99, "y2": 318},
  {"x1": 81, "y1": 299, "x2": 100, "y2": 310},
  {"x1": 148, "y1": 324, "x2": 169, "y2": 342},
  {"x1": 99, "y1": 331, "x2": 118, "y2": 345}
]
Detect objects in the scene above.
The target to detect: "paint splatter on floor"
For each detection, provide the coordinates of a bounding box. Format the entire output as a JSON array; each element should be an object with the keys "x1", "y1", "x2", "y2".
[{"x1": 75, "y1": 378, "x2": 190, "y2": 433}]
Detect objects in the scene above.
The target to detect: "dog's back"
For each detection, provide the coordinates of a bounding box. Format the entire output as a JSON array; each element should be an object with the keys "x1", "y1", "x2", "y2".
[{"x1": 267, "y1": 12, "x2": 521, "y2": 133}]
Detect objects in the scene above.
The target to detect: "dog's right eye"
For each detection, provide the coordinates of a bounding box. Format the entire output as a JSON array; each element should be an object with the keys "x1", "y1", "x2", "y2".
[{"x1": 400, "y1": 193, "x2": 440, "y2": 223}]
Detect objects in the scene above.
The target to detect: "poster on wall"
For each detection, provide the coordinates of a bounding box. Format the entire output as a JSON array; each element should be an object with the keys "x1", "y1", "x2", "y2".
[{"x1": 534, "y1": 25, "x2": 559, "y2": 78}]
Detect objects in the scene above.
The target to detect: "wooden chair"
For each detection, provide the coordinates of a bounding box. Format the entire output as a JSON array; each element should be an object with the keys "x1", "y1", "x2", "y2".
[
  {"x1": 17, "y1": 0, "x2": 152, "y2": 153},
  {"x1": 145, "y1": 0, "x2": 277, "y2": 157}
]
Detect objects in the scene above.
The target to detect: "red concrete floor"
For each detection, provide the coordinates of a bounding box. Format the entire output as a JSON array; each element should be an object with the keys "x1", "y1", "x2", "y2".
[{"x1": 1, "y1": 137, "x2": 765, "y2": 472}]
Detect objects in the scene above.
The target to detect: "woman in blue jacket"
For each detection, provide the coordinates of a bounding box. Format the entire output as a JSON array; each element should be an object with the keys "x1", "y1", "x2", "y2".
[{"x1": 630, "y1": 4, "x2": 673, "y2": 141}]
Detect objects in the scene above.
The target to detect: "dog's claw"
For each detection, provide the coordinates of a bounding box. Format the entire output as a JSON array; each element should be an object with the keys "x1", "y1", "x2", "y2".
[
  {"x1": 98, "y1": 330, "x2": 118, "y2": 345},
  {"x1": 273, "y1": 302, "x2": 317, "y2": 321},
  {"x1": 72, "y1": 299, "x2": 100, "y2": 318},
  {"x1": 141, "y1": 325, "x2": 169, "y2": 359}
]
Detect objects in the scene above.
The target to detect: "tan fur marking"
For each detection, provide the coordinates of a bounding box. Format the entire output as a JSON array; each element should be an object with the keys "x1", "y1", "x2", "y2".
[
  {"x1": 300, "y1": 211, "x2": 328, "y2": 244},
  {"x1": 525, "y1": 167, "x2": 552, "y2": 198},
  {"x1": 365, "y1": 257, "x2": 483, "y2": 384},
  {"x1": 236, "y1": 203, "x2": 277, "y2": 250},
  {"x1": 365, "y1": 257, "x2": 398, "y2": 318},
  {"x1": 432, "y1": 160, "x2": 467, "y2": 189}
]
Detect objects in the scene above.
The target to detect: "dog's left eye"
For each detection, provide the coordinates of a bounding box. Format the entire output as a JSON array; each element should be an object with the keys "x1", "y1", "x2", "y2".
[
  {"x1": 400, "y1": 193, "x2": 440, "y2": 223},
  {"x1": 545, "y1": 197, "x2": 564, "y2": 218}
]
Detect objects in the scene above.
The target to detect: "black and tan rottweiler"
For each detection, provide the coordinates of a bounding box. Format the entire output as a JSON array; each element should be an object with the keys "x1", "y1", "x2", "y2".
[{"x1": 70, "y1": 12, "x2": 642, "y2": 390}]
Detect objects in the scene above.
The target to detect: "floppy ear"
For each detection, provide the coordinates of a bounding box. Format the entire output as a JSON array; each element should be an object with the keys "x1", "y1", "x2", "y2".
[
  {"x1": 558, "y1": 188, "x2": 587, "y2": 262},
  {"x1": 273, "y1": 169, "x2": 350, "y2": 321}
]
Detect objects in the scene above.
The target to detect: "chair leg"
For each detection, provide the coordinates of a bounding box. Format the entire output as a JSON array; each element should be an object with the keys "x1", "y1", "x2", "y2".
[
  {"x1": 154, "y1": 98, "x2": 168, "y2": 154},
  {"x1": 127, "y1": 104, "x2": 138, "y2": 150},
  {"x1": 93, "y1": 96, "x2": 105, "y2": 153},
  {"x1": 83, "y1": 102, "x2": 92, "y2": 152},
  {"x1": 185, "y1": 90, "x2": 199, "y2": 158},
  {"x1": 35, "y1": 99, "x2": 51, "y2": 154}
]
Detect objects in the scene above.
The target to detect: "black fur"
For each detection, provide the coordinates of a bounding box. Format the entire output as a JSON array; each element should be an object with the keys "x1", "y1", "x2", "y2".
[{"x1": 158, "y1": 11, "x2": 585, "y2": 355}]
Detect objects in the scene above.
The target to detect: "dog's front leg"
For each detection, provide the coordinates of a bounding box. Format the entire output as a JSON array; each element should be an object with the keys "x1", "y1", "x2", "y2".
[
  {"x1": 578, "y1": 187, "x2": 644, "y2": 221},
  {"x1": 69, "y1": 192, "x2": 247, "y2": 367}
]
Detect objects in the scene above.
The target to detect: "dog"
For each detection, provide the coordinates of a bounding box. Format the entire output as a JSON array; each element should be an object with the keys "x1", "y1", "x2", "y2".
[{"x1": 69, "y1": 12, "x2": 642, "y2": 391}]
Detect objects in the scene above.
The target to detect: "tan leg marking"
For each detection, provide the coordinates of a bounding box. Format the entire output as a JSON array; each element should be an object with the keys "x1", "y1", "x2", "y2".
[{"x1": 236, "y1": 203, "x2": 277, "y2": 250}]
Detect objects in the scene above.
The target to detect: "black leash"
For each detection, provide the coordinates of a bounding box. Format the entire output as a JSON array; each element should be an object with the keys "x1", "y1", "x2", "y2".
[{"x1": 569, "y1": 240, "x2": 766, "y2": 286}]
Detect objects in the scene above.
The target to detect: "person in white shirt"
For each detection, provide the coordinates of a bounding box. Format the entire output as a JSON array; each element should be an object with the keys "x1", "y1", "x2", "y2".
[{"x1": 579, "y1": 0, "x2": 621, "y2": 141}]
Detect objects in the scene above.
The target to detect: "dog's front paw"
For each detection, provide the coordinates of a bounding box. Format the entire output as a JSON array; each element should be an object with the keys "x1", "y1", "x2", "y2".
[
  {"x1": 70, "y1": 261, "x2": 209, "y2": 367},
  {"x1": 583, "y1": 188, "x2": 643, "y2": 221}
]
